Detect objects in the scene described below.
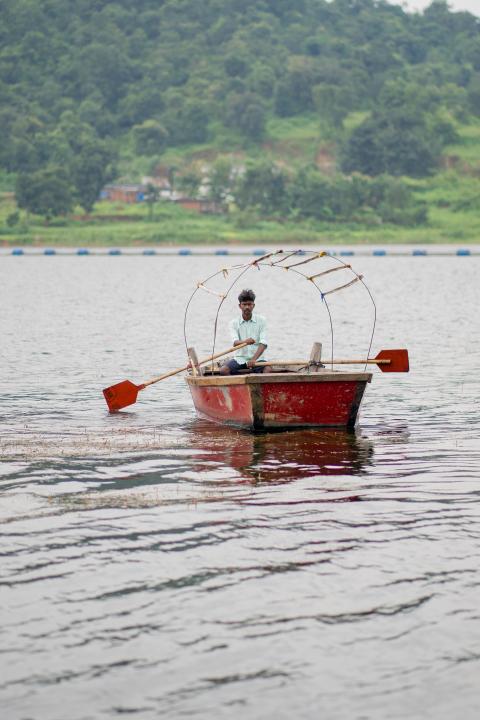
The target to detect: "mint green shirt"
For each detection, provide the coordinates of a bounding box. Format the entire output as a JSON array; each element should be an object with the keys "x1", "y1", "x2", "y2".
[{"x1": 230, "y1": 313, "x2": 268, "y2": 362}]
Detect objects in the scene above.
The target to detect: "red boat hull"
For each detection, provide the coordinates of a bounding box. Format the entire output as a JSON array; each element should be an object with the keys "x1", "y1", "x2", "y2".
[{"x1": 186, "y1": 372, "x2": 372, "y2": 430}]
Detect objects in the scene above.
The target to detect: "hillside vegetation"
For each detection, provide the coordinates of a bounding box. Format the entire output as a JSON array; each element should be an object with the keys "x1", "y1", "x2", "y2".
[{"x1": 1, "y1": 0, "x2": 479, "y2": 244}]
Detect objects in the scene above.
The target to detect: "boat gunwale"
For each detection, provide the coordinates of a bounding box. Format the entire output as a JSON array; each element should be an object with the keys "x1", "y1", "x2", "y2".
[{"x1": 185, "y1": 371, "x2": 373, "y2": 386}]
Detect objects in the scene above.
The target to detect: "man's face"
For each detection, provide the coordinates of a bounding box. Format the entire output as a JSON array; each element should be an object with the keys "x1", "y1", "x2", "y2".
[{"x1": 239, "y1": 300, "x2": 254, "y2": 320}]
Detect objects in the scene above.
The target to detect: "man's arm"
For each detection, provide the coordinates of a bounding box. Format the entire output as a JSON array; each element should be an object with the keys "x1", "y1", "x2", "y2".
[
  {"x1": 230, "y1": 319, "x2": 242, "y2": 346},
  {"x1": 257, "y1": 316, "x2": 268, "y2": 349},
  {"x1": 246, "y1": 343, "x2": 266, "y2": 368},
  {"x1": 245, "y1": 316, "x2": 268, "y2": 365},
  {"x1": 230, "y1": 318, "x2": 255, "y2": 346},
  {"x1": 234, "y1": 338, "x2": 255, "y2": 346}
]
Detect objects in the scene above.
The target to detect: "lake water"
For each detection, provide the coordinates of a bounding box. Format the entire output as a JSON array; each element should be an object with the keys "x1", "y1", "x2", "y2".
[{"x1": 1, "y1": 250, "x2": 480, "y2": 719}]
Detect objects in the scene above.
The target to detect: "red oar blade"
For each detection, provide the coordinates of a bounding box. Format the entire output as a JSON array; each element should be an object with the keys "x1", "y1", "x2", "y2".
[
  {"x1": 375, "y1": 349, "x2": 409, "y2": 372},
  {"x1": 103, "y1": 380, "x2": 145, "y2": 412}
]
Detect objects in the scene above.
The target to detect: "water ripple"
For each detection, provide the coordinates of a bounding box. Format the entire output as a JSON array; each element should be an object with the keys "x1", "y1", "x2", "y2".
[{"x1": 1, "y1": 256, "x2": 480, "y2": 718}]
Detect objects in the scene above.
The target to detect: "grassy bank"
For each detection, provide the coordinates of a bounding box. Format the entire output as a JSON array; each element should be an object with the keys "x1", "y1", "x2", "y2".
[{"x1": 1, "y1": 188, "x2": 479, "y2": 247}]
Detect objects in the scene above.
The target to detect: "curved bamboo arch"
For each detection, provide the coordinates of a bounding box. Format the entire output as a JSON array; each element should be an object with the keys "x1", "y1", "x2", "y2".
[{"x1": 183, "y1": 250, "x2": 377, "y2": 372}]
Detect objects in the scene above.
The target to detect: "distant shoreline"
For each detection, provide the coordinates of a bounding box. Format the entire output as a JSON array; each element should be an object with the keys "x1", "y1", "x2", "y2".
[
  {"x1": 1, "y1": 199, "x2": 479, "y2": 247},
  {"x1": 1, "y1": 221, "x2": 479, "y2": 247}
]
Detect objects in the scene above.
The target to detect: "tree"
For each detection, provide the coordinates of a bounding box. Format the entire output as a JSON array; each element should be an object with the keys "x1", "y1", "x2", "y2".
[
  {"x1": 118, "y1": 87, "x2": 165, "y2": 127},
  {"x1": 288, "y1": 167, "x2": 335, "y2": 220},
  {"x1": 285, "y1": 167, "x2": 427, "y2": 226},
  {"x1": 78, "y1": 96, "x2": 115, "y2": 137},
  {"x1": 44, "y1": 114, "x2": 117, "y2": 213},
  {"x1": 70, "y1": 138, "x2": 116, "y2": 213},
  {"x1": 235, "y1": 161, "x2": 288, "y2": 215},
  {"x1": 78, "y1": 42, "x2": 134, "y2": 104},
  {"x1": 341, "y1": 109, "x2": 441, "y2": 177},
  {"x1": 177, "y1": 170, "x2": 202, "y2": 197},
  {"x1": 224, "y1": 53, "x2": 249, "y2": 78},
  {"x1": 208, "y1": 158, "x2": 233, "y2": 203},
  {"x1": 16, "y1": 166, "x2": 73, "y2": 219},
  {"x1": 224, "y1": 92, "x2": 266, "y2": 141},
  {"x1": 3, "y1": 114, "x2": 48, "y2": 173},
  {"x1": 249, "y1": 64, "x2": 276, "y2": 99},
  {"x1": 313, "y1": 83, "x2": 353, "y2": 129},
  {"x1": 371, "y1": 175, "x2": 428, "y2": 226},
  {"x1": 133, "y1": 120, "x2": 169, "y2": 156},
  {"x1": 274, "y1": 58, "x2": 315, "y2": 117},
  {"x1": 144, "y1": 183, "x2": 160, "y2": 221},
  {"x1": 166, "y1": 101, "x2": 209, "y2": 145},
  {"x1": 467, "y1": 74, "x2": 480, "y2": 116}
]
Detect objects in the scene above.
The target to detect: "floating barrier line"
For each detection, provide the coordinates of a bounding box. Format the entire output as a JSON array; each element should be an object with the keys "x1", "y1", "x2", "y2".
[{"x1": 2, "y1": 247, "x2": 479, "y2": 257}]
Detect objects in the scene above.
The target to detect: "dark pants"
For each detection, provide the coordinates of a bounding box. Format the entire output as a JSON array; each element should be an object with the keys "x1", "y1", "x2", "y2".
[{"x1": 225, "y1": 359, "x2": 267, "y2": 375}]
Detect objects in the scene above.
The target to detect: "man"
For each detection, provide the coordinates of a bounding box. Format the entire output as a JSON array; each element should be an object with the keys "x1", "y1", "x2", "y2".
[{"x1": 220, "y1": 289, "x2": 271, "y2": 375}]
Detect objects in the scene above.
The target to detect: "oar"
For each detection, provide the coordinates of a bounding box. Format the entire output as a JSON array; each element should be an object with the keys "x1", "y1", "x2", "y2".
[
  {"x1": 331, "y1": 349, "x2": 409, "y2": 372},
  {"x1": 255, "y1": 349, "x2": 409, "y2": 373},
  {"x1": 103, "y1": 340, "x2": 250, "y2": 412}
]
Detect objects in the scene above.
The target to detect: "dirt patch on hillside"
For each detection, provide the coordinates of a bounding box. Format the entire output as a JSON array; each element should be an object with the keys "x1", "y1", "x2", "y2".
[{"x1": 315, "y1": 145, "x2": 337, "y2": 174}]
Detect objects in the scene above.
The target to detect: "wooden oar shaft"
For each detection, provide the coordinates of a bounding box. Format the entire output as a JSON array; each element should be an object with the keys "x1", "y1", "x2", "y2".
[
  {"x1": 324, "y1": 358, "x2": 390, "y2": 365},
  {"x1": 143, "y1": 340, "x2": 250, "y2": 387},
  {"x1": 254, "y1": 358, "x2": 390, "y2": 366}
]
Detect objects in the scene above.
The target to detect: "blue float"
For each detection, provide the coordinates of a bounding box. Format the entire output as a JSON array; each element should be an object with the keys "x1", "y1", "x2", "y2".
[
  {"x1": 44, "y1": 248, "x2": 56, "y2": 255},
  {"x1": 340, "y1": 250, "x2": 354, "y2": 256},
  {"x1": 108, "y1": 249, "x2": 121, "y2": 255},
  {"x1": 373, "y1": 250, "x2": 386, "y2": 256},
  {"x1": 143, "y1": 249, "x2": 156, "y2": 255},
  {"x1": 178, "y1": 249, "x2": 192, "y2": 255},
  {"x1": 412, "y1": 249, "x2": 427, "y2": 256},
  {"x1": 253, "y1": 249, "x2": 266, "y2": 255},
  {"x1": 12, "y1": 248, "x2": 24, "y2": 255},
  {"x1": 215, "y1": 249, "x2": 229, "y2": 255},
  {"x1": 456, "y1": 249, "x2": 471, "y2": 256},
  {"x1": 77, "y1": 248, "x2": 89, "y2": 255}
]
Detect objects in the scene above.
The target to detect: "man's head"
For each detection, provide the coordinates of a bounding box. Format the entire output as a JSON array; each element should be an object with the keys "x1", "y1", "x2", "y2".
[{"x1": 238, "y1": 289, "x2": 255, "y2": 321}]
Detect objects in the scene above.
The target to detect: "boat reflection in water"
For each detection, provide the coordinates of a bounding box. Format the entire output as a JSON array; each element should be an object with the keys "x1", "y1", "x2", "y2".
[
  {"x1": 54, "y1": 424, "x2": 374, "y2": 512},
  {"x1": 187, "y1": 420, "x2": 374, "y2": 486}
]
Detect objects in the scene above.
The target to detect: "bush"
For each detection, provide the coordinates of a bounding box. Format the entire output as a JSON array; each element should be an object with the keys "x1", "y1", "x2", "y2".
[{"x1": 6, "y1": 211, "x2": 20, "y2": 226}]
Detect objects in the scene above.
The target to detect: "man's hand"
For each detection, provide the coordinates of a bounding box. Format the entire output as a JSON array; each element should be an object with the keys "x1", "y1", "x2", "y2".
[{"x1": 246, "y1": 343, "x2": 267, "y2": 369}]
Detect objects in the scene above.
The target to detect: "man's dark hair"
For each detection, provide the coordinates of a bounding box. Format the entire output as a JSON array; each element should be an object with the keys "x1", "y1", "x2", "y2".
[{"x1": 238, "y1": 289, "x2": 255, "y2": 303}]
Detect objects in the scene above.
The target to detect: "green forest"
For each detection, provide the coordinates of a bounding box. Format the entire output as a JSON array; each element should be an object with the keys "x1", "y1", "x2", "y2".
[{"x1": 1, "y1": 0, "x2": 479, "y2": 245}]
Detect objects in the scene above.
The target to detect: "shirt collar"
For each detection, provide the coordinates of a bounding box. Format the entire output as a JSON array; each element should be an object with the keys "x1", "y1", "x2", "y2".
[{"x1": 240, "y1": 313, "x2": 257, "y2": 324}]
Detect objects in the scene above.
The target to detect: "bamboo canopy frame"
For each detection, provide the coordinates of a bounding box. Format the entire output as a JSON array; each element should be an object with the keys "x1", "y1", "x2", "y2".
[{"x1": 183, "y1": 249, "x2": 378, "y2": 373}]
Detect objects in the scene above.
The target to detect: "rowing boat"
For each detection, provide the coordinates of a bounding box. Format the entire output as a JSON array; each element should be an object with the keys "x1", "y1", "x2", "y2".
[{"x1": 102, "y1": 249, "x2": 409, "y2": 425}]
